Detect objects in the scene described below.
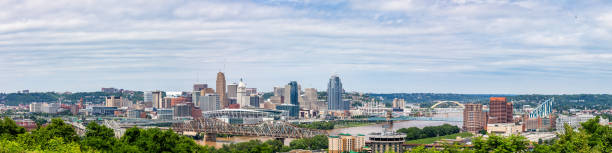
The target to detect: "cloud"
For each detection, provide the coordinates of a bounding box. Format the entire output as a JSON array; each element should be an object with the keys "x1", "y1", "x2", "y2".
[{"x1": 0, "y1": 0, "x2": 611, "y2": 93}]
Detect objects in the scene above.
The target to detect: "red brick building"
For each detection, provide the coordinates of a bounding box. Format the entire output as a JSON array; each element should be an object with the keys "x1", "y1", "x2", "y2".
[
  {"x1": 463, "y1": 104, "x2": 487, "y2": 133},
  {"x1": 488, "y1": 97, "x2": 513, "y2": 124}
]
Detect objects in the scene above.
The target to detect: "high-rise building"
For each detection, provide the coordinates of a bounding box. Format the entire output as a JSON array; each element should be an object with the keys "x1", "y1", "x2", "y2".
[
  {"x1": 304, "y1": 88, "x2": 318, "y2": 110},
  {"x1": 200, "y1": 94, "x2": 220, "y2": 112},
  {"x1": 216, "y1": 72, "x2": 227, "y2": 108},
  {"x1": 273, "y1": 87, "x2": 284, "y2": 97},
  {"x1": 328, "y1": 134, "x2": 366, "y2": 153},
  {"x1": 152, "y1": 91, "x2": 163, "y2": 109},
  {"x1": 488, "y1": 97, "x2": 513, "y2": 124},
  {"x1": 463, "y1": 104, "x2": 487, "y2": 133},
  {"x1": 105, "y1": 96, "x2": 122, "y2": 107},
  {"x1": 286, "y1": 81, "x2": 299, "y2": 106},
  {"x1": 237, "y1": 79, "x2": 251, "y2": 108},
  {"x1": 227, "y1": 83, "x2": 238, "y2": 98},
  {"x1": 144, "y1": 91, "x2": 152, "y2": 103},
  {"x1": 193, "y1": 84, "x2": 208, "y2": 92},
  {"x1": 328, "y1": 75, "x2": 347, "y2": 110}
]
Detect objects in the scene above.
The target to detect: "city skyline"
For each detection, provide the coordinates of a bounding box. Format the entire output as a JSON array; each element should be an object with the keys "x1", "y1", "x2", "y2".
[{"x1": 2, "y1": 0, "x2": 612, "y2": 94}]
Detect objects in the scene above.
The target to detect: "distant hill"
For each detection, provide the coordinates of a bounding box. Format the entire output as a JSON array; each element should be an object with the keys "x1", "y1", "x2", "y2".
[
  {"x1": 365, "y1": 93, "x2": 612, "y2": 111},
  {"x1": 0, "y1": 91, "x2": 143, "y2": 106}
]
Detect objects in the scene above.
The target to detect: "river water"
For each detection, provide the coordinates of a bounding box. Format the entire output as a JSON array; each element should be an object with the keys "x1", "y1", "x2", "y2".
[{"x1": 197, "y1": 120, "x2": 462, "y2": 148}]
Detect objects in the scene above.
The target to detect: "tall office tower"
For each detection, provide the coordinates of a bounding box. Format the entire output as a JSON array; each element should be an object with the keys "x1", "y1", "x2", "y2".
[
  {"x1": 216, "y1": 72, "x2": 227, "y2": 108},
  {"x1": 392, "y1": 98, "x2": 406, "y2": 109},
  {"x1": 327, "y1": 75, "x2": 347, "y2": 110},
  {"x1": 105, "y1": 96, "x2": 122, "y2": 107},
  {"x1": 144, "y1": 91, "x2": 152, "y2": 104},
  {"x1": 193, "y1": 84, "x2": 208, "y2": 92},
  {"x1": 283, "y1": 84, "x2": 292, "y2": 104},
  {"x1": 463, "y1": 104, "x2": 487, "y2": 133},
  {"x1": 489, "y1": 97, "x2": 513, "y2": 124},
  {"x1": 200, "y1": 94, "x2": 220, "y2": 111},
  {"x1": 287, "y1": 81, "x2": 299, "y2": 106},
  {"x1": 273, "y1": 87, "x2": 284, "y2": 97},
  {"x1": 227, "y1": 83, "x2": 238, "y2": 99},
  {"x1": 152, "y1": 91, "x2": 163, "y2": 109},
  {"x1": 237, "y1": 79, "x2": 250, "y2": 107},
  {"x1": 304, "y1": 88, "x2": 318, "y2": 110}
]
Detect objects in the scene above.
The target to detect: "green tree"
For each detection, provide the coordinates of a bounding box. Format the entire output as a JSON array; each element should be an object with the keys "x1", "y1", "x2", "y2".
[
  {"x1": 82, "y1": 122, "x2": 117, "y2": 152},
  {"x1": 552, "y1": 125, "x2": 591, "y2": 153},
  {"x1": 0, "y1": 117, "x2": 26, "y2": 139},
  {"x1": 397, "y1": 127, "x2": 422, "y2": 140}
]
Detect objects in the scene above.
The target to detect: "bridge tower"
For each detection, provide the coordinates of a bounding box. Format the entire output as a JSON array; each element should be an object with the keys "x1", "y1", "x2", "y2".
[
  {"x1": 385, "y1": 110, "x2": 393, "y2": 132},
  {"x1": 205, "y1": 133, "x2": 217, "y2": 142}
]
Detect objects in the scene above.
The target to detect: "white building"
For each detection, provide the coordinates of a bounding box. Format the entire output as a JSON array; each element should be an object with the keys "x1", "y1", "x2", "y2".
[
  {"x1": 556, "y1": 113, "x2": 609, "y2": 133},
  {"x1": 43, "y1": 103, "x2": 60, "y2": 114},
  {"x1": 29, "y1": 103, "x2": 43, "y2": 113},
  {"x1": 236, "y1": 79, "x2": 250, "y2": 108}
]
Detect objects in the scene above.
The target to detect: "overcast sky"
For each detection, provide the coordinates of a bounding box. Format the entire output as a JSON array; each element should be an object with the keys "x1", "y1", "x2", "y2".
[{"x1": 1, "y1": 0, "x2": 612, "y2": 94}]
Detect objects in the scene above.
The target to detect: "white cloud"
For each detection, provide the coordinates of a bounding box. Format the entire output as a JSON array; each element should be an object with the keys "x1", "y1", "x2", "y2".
[{"x1": 0, "y1": 0, "x2": 611, "y2": 93}]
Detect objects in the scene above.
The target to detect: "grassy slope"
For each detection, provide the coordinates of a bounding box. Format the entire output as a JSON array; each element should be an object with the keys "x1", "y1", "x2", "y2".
[{"x1": 405, "y1": 132, "x2": 474, "y2": 144}]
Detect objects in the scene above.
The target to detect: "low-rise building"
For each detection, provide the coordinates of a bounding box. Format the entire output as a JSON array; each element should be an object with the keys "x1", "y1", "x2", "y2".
[
  {"x1": 92, "y1": 106, "x2": 118, "y2": 116},
  {"x1": 328, "y1": 133, "x2": 366, "y2": 153},
  {"x1": 556, "y1": 113, "x2": 609, "y2": 133},
  {"x1": 157, "y1": 108, "x2": 174, "y2": 120},
  {"x1": 487, "y1": 123, "x2": 522, "y2": 136}
]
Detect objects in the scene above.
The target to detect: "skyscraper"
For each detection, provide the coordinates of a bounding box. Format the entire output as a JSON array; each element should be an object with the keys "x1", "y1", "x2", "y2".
[
  {"x1": 273, "y1": 87, "x2": 284, "y2": 97},
  {"x1": 200, "y1": 94, "x2": 220, "y2": 111},
  {"x1": 227, "y1": 83, "x2": 238, "y2": 99},
  {"x1": 237, "y1": 79, "x2": 250, "y2": 108},
  {"x1": 327, "y1": 75, "x2": 346, "y2": 110},
  {"x1": 489, "y1": 97, "x2": 513, "y2": 124},
  {"x1": 287, "y1": 81, "x2": 299, "y2": 106},
  {"x1": 216, "y1": 72, "x2": 227, "y2": 109},
  {"x1": 193, "y1": 84, "x2": 208, "y2": 92},
  {"x1": 304, "y1": 88, "x2": 318, "y2": 110},
  {"x1": 463, "y1": 103, "x2": 487, "y2": 133},
  {"x1": 152, "y1": 91, "x2": 163, "y2": 109}
]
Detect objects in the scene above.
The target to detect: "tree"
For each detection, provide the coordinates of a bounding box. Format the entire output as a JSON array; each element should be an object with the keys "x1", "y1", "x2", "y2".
[
  {"x1": 82, "y1": 122, "x2": 117, "y2": 152},
  {"x1": 0, "y1": 117, "x2": 26, "y2": 139},
  {"x1": 398, "y1": 127, "x2": 422, "y2": 140},
  {"x1": 552, "y1": 124, "x2": 591, "y2": 153}
]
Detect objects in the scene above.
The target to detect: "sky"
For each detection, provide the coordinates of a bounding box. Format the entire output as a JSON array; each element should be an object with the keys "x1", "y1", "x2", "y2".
[{"x1": 1, "y1": 0, "x2": 612, "y2": 94}]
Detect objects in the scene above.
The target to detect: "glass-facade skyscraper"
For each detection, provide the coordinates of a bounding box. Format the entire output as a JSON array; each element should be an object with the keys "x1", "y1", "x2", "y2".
[
  {"x1": 327, "y1": 75, "x2": 347, "y2": 110},
  {"x1": 288, "y1": 81, "x2": 299, "y2": 106}
]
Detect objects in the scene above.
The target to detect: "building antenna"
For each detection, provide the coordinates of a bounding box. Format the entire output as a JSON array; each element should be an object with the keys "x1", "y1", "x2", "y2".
[{"x1": 223, "y1": 58, "x2": 227, "y2": 73}]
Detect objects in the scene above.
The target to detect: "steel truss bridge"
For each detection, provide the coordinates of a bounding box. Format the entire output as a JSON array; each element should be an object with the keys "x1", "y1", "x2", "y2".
[{"x1": 172, "y1": 118, "x2": 327, "y2": 139}]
